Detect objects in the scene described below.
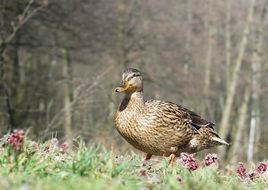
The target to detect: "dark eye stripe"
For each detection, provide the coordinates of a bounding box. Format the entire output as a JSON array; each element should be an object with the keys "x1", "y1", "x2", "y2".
[
  {"x1": 126, "y1": 75, "x2": 134, "y2": 81},
  {"x1": 126, "y1": 73, "x2": 140, "y2": 81},
  {"x1": 134, "y1": 73, "x2": 140, "y2": 77}
]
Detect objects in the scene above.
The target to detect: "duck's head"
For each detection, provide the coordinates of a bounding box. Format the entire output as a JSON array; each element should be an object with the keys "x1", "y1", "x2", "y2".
[{"x1": 115, "y1": 68, "x2": 143, "y2": 94}]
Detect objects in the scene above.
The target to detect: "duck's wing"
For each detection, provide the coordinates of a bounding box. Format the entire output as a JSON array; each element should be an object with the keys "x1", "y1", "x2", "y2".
[
  {"x1": 144, "y1": 100, "x2": 226, "y2": 151},
  {"x1": 181, "y1": 107, "x2": 215, "y2": 130},
  {"x1": 146, "y1": 100, "x2": 215, "y2": 131},
  {"x1": 173, "y1": 104, "x2": 223, "y2": 140}
]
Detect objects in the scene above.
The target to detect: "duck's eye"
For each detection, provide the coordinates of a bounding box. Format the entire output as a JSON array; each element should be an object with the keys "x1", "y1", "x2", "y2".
[{"x1": 127, "y1": 74, "x2": 135, "y2": 81}]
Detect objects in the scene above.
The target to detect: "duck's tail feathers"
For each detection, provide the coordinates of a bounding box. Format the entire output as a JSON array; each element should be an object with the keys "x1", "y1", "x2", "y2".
[{"x1": 211, "y1": 136, "x2": 229, "y2": 146}]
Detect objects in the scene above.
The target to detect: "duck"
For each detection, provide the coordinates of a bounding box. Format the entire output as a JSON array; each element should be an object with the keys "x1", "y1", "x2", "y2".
[{"x1": 114, "y1": 68, "x2": 228, "y2": 164}]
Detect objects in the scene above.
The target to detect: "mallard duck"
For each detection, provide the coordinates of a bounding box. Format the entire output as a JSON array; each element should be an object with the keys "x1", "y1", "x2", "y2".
[{"x1": 114, "y1": 68, "x2": 228, "y2": 163}]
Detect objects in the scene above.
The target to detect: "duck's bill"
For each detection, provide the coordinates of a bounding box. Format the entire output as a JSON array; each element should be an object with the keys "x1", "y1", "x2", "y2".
[
  {"x1": 115, "y1": 81, "x2": 129, "y2": 92},
  {"x1": 115, "y1": 86, "x2": 126, "y2": 92}
]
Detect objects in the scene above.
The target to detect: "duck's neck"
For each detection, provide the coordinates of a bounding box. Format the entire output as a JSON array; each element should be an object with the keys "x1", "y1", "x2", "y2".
[{"x1": 119, "y1": 91, "x2": 145, "y2": 112}]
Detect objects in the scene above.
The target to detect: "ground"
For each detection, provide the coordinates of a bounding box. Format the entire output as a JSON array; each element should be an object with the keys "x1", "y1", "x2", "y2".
[{"x1": 0, "y1": 131, "x2": 267, "y2": 190}]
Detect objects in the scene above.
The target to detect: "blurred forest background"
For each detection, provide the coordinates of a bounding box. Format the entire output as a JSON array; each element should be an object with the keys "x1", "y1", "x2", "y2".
[{"x1": 0, "y1": 0, "x2": 268, "y2": 162}]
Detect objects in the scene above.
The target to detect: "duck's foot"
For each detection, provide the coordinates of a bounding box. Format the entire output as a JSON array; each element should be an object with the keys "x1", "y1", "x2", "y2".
[
  {"x1": 142, "y1": 153, "x2": 152, "y2": 167},
  {"x1": 168, "y1": 153, "x2": 176, "y2": 166}
]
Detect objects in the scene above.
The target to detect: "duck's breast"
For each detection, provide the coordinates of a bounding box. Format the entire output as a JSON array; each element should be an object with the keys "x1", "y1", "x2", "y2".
[{"x1": 115, "y1": 108, "x2": 167, "y2": 155}]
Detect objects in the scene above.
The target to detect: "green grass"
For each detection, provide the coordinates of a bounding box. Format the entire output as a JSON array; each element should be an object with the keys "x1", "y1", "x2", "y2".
[{"x1": 0, "y1": 138, "x2": 267, "y2": 190}]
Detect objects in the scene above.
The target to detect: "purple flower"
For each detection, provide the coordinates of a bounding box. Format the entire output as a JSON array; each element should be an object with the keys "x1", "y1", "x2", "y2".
[
  {"x1": 204, "y1": 153, "x2": 218, "y2": 166},
  {"x1": 236, "y1": 162, "x2": 248, "y2": 180},
  {"x1": 179, "y1": 152, "x2": 198, "y2": 171},
  {"x1": 256, "y1": 161, "x2": 268, "y2": 174},
  {"x1": 236, "y1": 161, "x2": 267, "y2": 181},
  {"x1": 59, "y1": 142, "x2": 69, "y2": 153},
  {"x1": 139, "y1": 169, "x2": 147, "y2": 177},
  {"x1": 7, "y1": 129, "x2": 24, "y2": 151}
]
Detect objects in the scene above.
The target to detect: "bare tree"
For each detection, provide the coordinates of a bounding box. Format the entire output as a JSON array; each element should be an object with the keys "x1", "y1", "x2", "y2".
[
  {"x1": 247, "y1": 2, "x2": 266, "y2": 161},
  {"x1": 61, "y1": 48, "x2": 73, "y2": 145},
  {"x1": 203, "y1": 0, "x2": 215, "y2": 116},
  {"x1": 0, "y1": 0, "x2": 44, "y2": 132},
  {"x1": 230, "y1": 88, "x2": 250, "y2": 163},
  {"x1": 225, "y1": 0, "x2": 231, "y2": 89},
  {"x1": 218, "y1": 0, "x2": 256, "y2": 158}
]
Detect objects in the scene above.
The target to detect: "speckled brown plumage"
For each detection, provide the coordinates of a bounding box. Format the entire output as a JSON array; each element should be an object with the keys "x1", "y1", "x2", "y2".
[{"x1": 114, "y1": 68, "x2": 228, "y2": 158}]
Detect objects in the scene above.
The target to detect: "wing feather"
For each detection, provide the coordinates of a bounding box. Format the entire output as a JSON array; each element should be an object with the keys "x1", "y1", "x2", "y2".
[{"x1": 146, "y1": 100, "x2": 215, "y2": 131}]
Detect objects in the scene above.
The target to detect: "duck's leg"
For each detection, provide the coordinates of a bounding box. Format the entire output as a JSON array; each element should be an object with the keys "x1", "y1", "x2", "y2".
[
  {"x1": 168, "y1": 147, "x2": 178, "y2": 166},
  {"x1": 168, "y1": 153, "x2": 176, "y2": 166},
  {"x1": 145, "y1": 153, "x2": 152, "y2": 160},
  {"x1": 142, "y1": 153, "x2": 152, "y2": 166}
]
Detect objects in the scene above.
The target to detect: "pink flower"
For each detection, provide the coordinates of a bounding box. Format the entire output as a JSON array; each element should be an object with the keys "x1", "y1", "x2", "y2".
[
  {"x1": 236, "y1": 162, "x2": 248, "y2": 180},
  {"x1": 204, "y1": 153, "x2": 218, "y2": 166},
  {"x1": 256, "y1": 161, "x2": 267, "y2": 174},
  {"x1": 7, "y1": 129, "x2": 24, "y2": 151},
  {"x1": 139, "y1": 169, "x2": 147, "y2": 177},
  {"x1": 59, "y1": 142, "x2": 69, "y2": 153},
  {"x1": 179, "y1": 153, "x2": 198, "y2": 171},
  {"x1": 236, "y1": 162, "x2": 267, "y2": 181}
]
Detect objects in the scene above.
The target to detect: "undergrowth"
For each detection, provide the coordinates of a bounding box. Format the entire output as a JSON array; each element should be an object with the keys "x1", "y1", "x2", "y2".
[{"x1": 0, "y1": 130, "x2": 267, "y2": 190}]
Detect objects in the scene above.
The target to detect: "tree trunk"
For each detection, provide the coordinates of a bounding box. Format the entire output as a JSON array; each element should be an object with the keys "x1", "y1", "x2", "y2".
[
  {"x1": 62, "y1": 48, "x2": 73, "y2": 146},
  {"x1": 0, "y1": 43, "x2": 9, "y2": 132},
  {"x1": 225, "y1": 0, "x2": 231, "y2": 89},
  {"x1": 183, "y1": 0, "x2": 192, "y2": 76},
  {"x1": 203, "y1": 0, "x2": 215, "y2": 117},
  {"x1": 230, "y1": 88, "x2": 250, "y2": 163},
  {"x1": 247, "y1": 21, "x2": 262, "y2": 162},
  {"x1": 218, "y1": 0, "x2": 256, "y2": 158}
]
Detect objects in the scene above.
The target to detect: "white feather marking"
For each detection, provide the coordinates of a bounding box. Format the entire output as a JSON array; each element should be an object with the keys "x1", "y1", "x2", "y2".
[
  {"x1": 190, "y1": 138, "x2": 199, "y2": 148},
  {"x1": 211, "y1": 137, "x2": 229, "y2": 145}
]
